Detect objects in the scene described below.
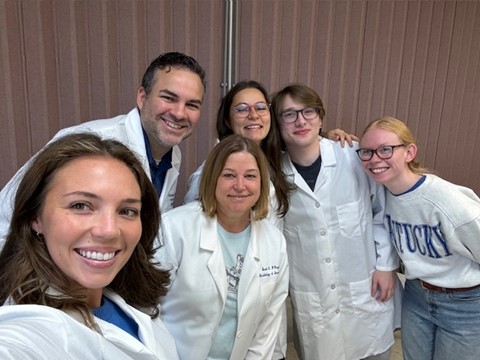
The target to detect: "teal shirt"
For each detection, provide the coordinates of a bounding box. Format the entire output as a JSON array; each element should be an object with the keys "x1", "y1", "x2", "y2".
[
  {"x1": 92, "y1": 296, "x2": 140, "y2": 341},
  {"x1": 207, "y1": 224, "x2": 251, "y2": 359}
]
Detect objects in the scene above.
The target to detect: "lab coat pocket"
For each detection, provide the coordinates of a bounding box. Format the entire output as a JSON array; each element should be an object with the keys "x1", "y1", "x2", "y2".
[
  {"x1": 337, "y1": 201, "x2": 366, "y2": 238},
  {"x1": 290, "y1": 290, "x2": 325, "y2": 335},
  {"x1": 350, "y1": 277, "x2": 390, "y2": 319}
]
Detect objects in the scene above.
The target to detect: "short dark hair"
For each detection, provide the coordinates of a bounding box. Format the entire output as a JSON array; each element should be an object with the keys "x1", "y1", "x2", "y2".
[{"x1": 141, "y1": 52, "x2": 206, "y2": 95}]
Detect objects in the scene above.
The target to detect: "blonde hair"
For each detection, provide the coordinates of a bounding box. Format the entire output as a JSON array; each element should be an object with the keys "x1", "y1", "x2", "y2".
[
  {"x1": 199, "y1": 134, "x2": 270, "y2": 220},
  {"x1": 361, "y1": 116, "x2": 430, "y2": 175}
]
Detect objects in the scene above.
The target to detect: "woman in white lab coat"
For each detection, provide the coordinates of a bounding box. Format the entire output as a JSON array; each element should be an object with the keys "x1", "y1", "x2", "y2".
[
  {"x1": 0, "y1": 133, "x2": 178, "y2": 360},
  {"x1": 271, "y1": 84, "x2": 401, "y2": 360},
  {"x1": 183, "y1": 81, "x2": 353, "y2": 359},
  {"x1": 157, "y1": 134, "x2": 289, "y2": 360}
]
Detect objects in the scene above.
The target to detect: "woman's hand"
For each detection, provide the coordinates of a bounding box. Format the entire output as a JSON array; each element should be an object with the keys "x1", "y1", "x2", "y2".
[{"x1": 326, "y1": 129, "x2": 359, "y2": 147}]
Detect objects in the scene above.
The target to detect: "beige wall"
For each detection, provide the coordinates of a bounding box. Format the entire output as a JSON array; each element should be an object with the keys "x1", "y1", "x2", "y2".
[{"x1": 1, "y1": 0, "x2": 479, "y2": 203}]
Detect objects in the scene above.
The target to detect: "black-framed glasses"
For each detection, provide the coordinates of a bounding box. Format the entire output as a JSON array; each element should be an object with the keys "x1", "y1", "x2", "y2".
[
  {"x1": 233, "y1": 102, "x2": 270, "y2": 118},
  {"x1": 356, "y1": 145, "x2": 406, "y2": 161},
  {"x1": 280, "y1": 107, "x2": 320, "y2": 123}
]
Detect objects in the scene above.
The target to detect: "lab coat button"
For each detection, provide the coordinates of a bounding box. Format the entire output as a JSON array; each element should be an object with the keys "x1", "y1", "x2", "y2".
[
  {"x1": 335, "y1": 309, "x2": 340, "y2": 314},
  {"x1": 319, "y1": 230, "x2": 327, "y2": 236},
  {"x1": 325, "y1": 258, "x2": 332, "y2": 263},
  {"x1": 315, "y1": 202, "x2": 320, "y2": 208},
  {"x1": 237, "y1": 330, "x2": 242, "y2": 338},
  {"x1": 330, "y1": 284, "x2": 336, "y2": 290}
]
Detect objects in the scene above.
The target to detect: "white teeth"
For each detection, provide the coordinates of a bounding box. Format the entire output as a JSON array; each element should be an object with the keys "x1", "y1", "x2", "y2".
[
  {"x1": 165, "y1": 120, "x2": 183, "y2": 129},
  {"x1": 78, "y1": 250, "x2": 115, "y2": 261},
  {"x1": 245, "y1": 125, "x2": 261, "y2": 129},
  {"x1": 371, "y1": 168, "x2": 387, "y2": 174}
]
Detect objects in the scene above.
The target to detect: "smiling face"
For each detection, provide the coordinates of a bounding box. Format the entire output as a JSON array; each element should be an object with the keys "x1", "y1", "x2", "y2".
[
  {"x1": 31, "y1": 156, "x2": 142, "y2": 307},
  {"x1": 215, "y1": 151, "x2": 261, "y2": 231},
  {"x1": 278, "y1": 94, "x2": 322, "y2": 152},
  {"x1": 228, "y1": 88, "x2": 271, "y2": 144},
  {"x1": 137, "y1": 68, "x2": 204, "y2": 159},
  {"x1": 360, "y1": 127, "x2": 417, "y2": 193}
]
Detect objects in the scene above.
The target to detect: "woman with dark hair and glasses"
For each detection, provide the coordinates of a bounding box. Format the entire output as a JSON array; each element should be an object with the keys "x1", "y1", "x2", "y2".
[
  {"x1": 359, "y1": 116, "x2": 480, "y2": 360},
  {"x1": 185, "y1": 80, "x2": 355, "y2": 227},
  {"x1": 271, "y1": 84, "x2": 400, "y2": 360},
  {"x1": 0, "y1": 133, "x2": 178, "y2": 359},
  {"x1": 184, "y1": 80, "x2": 355, "y2": 359}
]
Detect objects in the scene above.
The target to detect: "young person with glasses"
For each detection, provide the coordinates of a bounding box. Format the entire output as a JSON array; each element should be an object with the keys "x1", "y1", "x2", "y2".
[
  {"x1": 271, "y1": 84, "x2": 400, "y2": 360},
  {"x1": 358, "y1": 116, "x2": 480, "y2": 360},
  {"x1": 184, "y1": 80, "x2": 356, "y2": 359}
]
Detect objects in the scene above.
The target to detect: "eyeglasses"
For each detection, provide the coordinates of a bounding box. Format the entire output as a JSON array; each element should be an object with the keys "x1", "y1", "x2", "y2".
[
  {"x1": 233, "y1": 102, "x2": 270, "y2": 118},
  {"x1": 356, "y1": 145, "x2": 406, "y2": 161},
  {"x1": 280, "y1": 107, "x2": 320, "y2": 123}
]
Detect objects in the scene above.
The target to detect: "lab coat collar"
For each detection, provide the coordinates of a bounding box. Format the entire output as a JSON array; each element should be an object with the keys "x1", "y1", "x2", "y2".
[
  {"x1": 200, "y1": 215, "x2": 228, "y2": 306},
  {"x1": 283, "y1": 138, "x2": 338, "y2": 194},
  {"x1": 125, "y1": 107, "x2": 180, "y2": 210},
  {"x1": 198, "y1": 214, "x2": 262, "y2": 309},
  {"x1": 97, "y1": 290, "x2": 158, "y2": 356},
  {"x1": 237, "y1": 221, "x2": 262, "y2": 317}
]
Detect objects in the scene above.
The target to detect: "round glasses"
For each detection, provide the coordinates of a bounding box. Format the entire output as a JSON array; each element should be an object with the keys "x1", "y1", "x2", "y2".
[
  {"x1": 233, "y1": 102, "x2": 270, "y2": 118},
  {"x1": 280, "y1": 107, "x2": 320, "y2": 123},
  {"x1": 356, "y1": 145, "x2": 406, "y2": 161}
]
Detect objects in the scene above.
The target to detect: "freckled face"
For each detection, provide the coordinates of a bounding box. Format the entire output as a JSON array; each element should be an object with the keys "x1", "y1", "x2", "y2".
[
  {"x1": 215, "y1": 151, "x2": 261, "y2": 225},
  {"x1": 229, "y1": 88, "x2": 271, "y2": 144},
  {"x1": 359, "y1": 127, "x2": 409, "y2": 187},
  {"x1": 32, "y1": 156, "x2": 142, "y2": 307}
]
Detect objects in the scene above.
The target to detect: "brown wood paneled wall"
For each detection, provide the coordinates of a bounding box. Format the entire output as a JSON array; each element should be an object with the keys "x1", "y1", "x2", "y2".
[{"x1": 1, "y1": 0, "x2": 479, "y2": 202}]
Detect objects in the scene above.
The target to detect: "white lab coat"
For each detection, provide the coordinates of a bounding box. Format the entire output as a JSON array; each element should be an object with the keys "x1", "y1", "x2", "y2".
[
  {"x1": 282, "y1": 138, "x2": 400, "y2": 360},
  {"x1": 0, "y1": 290, "x2": 178, "y2": 359},
  {"x1": 0, "y1": 108, "x2": 180, "y2": 247},
  {"x1": 156, "y1": 202, "x2": 289, "y2": 360},
  {"x1": 184, "y1": 161, "x2": 287, "y2": 360}
]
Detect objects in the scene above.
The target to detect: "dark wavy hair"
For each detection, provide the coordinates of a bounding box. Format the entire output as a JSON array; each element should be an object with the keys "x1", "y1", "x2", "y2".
[
  {"x1": 216, "y1": 80, "x2": 293, "y2": 217},
  {"x1": 0, "y1": 133, "x2": 169, "y2": 327},
  {"x1": 141, "y1": 51, "x2": 206, "y2": 95}
]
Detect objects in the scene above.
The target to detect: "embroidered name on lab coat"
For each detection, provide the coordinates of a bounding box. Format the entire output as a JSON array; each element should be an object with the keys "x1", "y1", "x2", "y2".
[{"x1": 259, "y1": 265, "x2": 280, "y2": 278}]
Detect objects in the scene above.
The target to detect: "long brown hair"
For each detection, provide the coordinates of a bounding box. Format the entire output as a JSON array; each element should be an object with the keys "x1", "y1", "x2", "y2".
[
  {"x1": 0, "y1": 133, "x2": 169, "y2": 327},
  {"x1": 216, "y1": 80, "x2": 293, "y2": 217}
]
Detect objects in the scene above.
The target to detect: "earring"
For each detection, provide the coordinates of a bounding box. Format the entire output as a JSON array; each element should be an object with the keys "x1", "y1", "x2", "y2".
[{"x1": 36, "y1": 232, "x2": 44, "y2": 241}]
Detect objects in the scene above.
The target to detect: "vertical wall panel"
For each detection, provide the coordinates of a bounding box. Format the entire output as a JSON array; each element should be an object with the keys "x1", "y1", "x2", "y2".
[
  {"x1": 236, "y1": 0, "x2": 480, "y2": 194},
  {"x1": 0, "y1": 0, "x2": 225, "y2": 205},
  {"x1": 1, "y1": 0, "x2": 479, "y2": 201},
  {"x1": 0, "y1": 1, "x2": 23, "y2": 170}
]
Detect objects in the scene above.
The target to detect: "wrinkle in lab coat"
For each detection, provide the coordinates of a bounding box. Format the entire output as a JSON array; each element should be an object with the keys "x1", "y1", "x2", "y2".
[
  {"x1": 282, "y1": 138, "x2": 400, "y2": 360},
  {"x1": 156, "y1": 202, "x2": 289, "y2": 360},
  {"x1": 0, "y1": 108, "x2": 180, "y2": 249},
  {"x1": 0, "y1": 290, "x2": 178, "y2": 360}
]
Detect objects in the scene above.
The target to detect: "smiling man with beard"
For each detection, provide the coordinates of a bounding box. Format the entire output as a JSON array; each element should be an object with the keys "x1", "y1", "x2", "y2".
[{"x1": 0, "y1": 52, "x2": 206, "y2": 248}]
